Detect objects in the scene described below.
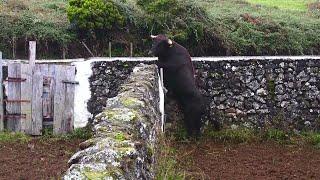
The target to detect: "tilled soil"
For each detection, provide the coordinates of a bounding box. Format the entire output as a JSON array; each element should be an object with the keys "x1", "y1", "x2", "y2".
[
  {"x1": 174, "y1": 140, "x2": 320, "y2": 180},
  {"x1": 0, "y1": 138, "x2": 82, "y2": 180}
]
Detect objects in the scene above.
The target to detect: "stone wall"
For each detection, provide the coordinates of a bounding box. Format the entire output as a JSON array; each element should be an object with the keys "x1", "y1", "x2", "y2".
[
  {"x1": 64, "y1": 64, "x2": 161, "y2": 179},
  {"x1": 194, "y1": 57, "x2": 320, "y2": 131},
  {"x1": 87, "y1": 57, "x2": 320, "y2": 131},
  {"x1": 88, "y1": 61, "x2": 143, "y2": 117}
]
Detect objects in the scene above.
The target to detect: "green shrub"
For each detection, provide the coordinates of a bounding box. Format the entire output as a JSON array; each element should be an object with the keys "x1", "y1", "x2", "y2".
[
  {"x1": 67, "y1": 0, "x2": 124, "y2": 30},
  {"x1": 0, "y1": 10, "x2": 74, "y2": 58},
  {"x1": 136, "y1": 0, "x2": 214, "y2": 55}
]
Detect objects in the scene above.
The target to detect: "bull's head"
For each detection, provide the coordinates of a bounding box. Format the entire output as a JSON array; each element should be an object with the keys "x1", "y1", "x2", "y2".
[{"x1": 149, "y1": 34, "x2": 173, "y2": 56}]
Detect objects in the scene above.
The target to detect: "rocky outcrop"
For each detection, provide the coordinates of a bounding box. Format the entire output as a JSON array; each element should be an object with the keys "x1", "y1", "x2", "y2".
[{"x1": 64, "y1": 64, "x2": 161, "y2": 180}]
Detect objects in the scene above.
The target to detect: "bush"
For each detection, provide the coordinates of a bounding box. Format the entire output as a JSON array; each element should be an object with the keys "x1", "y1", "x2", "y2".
[
  {"x1": 135, "y1": 0, "x2": 219, "y2": 56},
  {"x1": 67, "y1": 0, "x2": 124, "y2": 31},
  {"x1": 0, "y1": 12, "x2": 74, "y2": 58}
]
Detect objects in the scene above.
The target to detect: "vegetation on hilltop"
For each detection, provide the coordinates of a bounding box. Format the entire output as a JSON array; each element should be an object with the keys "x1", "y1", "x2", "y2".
[
  {"x1": 0, "y1": 0, "x2": 319, "y2": 58},
  {"x1": 0, "y1": 0, "x2": 74, "y2": 58},
  {"x1": 194, "y1": 0, "x2": 320, "y2": 55}
]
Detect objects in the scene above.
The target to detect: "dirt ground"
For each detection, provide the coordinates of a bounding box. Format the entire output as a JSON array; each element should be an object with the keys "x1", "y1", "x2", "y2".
[
  {"x1": 1, "y1": 137, "x2": 320, "y2": 180},
  {"x1": 174, "y1": 140, "x2": 320, "y2": 180},
  {"x1": 0, "y1": 138, "x2": 82, "y2": 180}
]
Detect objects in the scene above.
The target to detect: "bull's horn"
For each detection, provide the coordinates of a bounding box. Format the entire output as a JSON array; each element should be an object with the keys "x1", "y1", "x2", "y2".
[
  {"x1": 168, "y1": 39, "x2": 173, "y2": 45},
  {"x1": 151, "y1": 35, "x2": 157, "y2": 39}
]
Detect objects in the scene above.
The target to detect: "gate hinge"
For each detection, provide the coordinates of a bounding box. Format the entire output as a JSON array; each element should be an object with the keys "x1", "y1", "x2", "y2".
[{"x1": 62, "y1": 80, "x2": 79, "y2": 85}]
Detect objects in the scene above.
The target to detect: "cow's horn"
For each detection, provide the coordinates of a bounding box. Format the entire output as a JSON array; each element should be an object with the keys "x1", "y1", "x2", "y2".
[
  {"x1": 151, "y1": 35, "x2": 157, "y2": 39},
  {"x1": 168, "y1": 39, "x2": 173, "y2": 45}
]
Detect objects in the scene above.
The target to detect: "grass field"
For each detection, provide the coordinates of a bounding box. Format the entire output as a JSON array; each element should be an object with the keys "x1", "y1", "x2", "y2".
[
  {"x1": 246, "y1": 0, "x2": 314, "y2": 11},
  {"x1": 194, "y1": 0, "x2": 320, "y2": 55},
  {"x1": 0, "y1": 0, "x2": 68, "y2": 23}
]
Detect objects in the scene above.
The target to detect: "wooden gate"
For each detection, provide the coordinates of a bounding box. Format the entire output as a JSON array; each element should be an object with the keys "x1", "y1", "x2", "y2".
[{"x1": 4, "y1": 63, "x2": 76, "y2": 135}]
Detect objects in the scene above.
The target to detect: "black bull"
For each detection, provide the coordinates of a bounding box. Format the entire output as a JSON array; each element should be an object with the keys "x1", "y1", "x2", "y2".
[{"x1": 149, "y1": 34, "x2": 205, "y2": 136}]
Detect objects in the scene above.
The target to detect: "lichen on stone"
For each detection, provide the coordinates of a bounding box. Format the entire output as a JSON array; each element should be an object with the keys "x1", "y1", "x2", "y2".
[{"x1": 120, "y1": 97, "x2": 145, "y2": 109}]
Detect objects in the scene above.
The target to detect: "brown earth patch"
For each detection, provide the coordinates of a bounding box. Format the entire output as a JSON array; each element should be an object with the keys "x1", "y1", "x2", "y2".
[
  {"x1": 174, "y1": 140, "x2": 320, "y2": 179},
  {"x1": 308, "y1": 2, "x2": 320, "y2": 11},
  {"x1": 0, "y1": 138, "x2": 82, "y2": 180}
]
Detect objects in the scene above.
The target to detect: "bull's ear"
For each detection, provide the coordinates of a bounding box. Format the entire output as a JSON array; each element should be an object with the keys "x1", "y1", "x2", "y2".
[{"x1": 168, "y1": 39, "x2": 173, "y2": 47}]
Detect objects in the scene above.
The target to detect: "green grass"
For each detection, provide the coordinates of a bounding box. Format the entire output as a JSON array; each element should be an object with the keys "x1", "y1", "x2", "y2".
[
  {"x1": 194, "y1": 0, "x2": 320, "y2": 55},
  {"x1": 156, "y1": 137, "x2": 185, "y2": 180},
  {"x1": 0, "y1": 128, "x2": 91, "y2": 144},
  {"x1": 0, "y1": 0, "x2": 68, "y2": 23},
  {"x1": 205, "y1": 128, "x2": 256, "y2": 143},
  {"x1": 203, "y1": 127, "x2": 320, "y2": 147},
  {"x1": 0, "y1": 131, "x2": 31, "y2": 143},
  {"x1": 246, "y1": 0, "x2": 314, "y2": 11},
  {"x1": 301, "y1": 132, "x2": 320, "y2": 148},
  {"x1": 41, "y1": 127, "x2": 93, "y2": 141}
]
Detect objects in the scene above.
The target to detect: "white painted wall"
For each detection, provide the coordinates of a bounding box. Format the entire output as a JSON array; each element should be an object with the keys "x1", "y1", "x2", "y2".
[{"x1": 72, "y1": 60, "x2": 93, "y2": 128}]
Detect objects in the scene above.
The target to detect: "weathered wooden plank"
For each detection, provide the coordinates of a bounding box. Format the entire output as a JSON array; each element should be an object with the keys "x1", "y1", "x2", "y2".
[
  {"x1": 53, "y1": 65, "x2": 76, "y2": 134},
  {"x1": 20, "y1": 64, "x2": 32, "y2": 134},
  {"x1": 31, "y1": 65, "x2": 43, "y2": 135},
  {"x1": 7, "y1": 63, "x2": 21, "y2": 132},
  {"x1": 63, "y1": 66, "x2": 76, "y2": 133},
  {"x1": 0, "y1": 52, "x2": 3, "y2": 131},
  {"x1": 53, "y1": 65, "x2": 65, "y2": 134},
  {"x1": 48, "y1": 65, "x2": 56, "y2": 120},
  {"x1": 40, "y1": 64, "x2": 50, "y2": 120}
]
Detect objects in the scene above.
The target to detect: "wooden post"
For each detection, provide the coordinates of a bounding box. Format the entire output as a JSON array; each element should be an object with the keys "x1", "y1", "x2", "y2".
[
  {"x1": 29, "y1": 41, "x2": 36, "y2": 67},
  {"x1": 81, "y1": 41, "x2": 94, "y2": 57},
  {"x1": 0, "y1": 51, "x2": 3, "y2": 131},
  {"x1": 130, "y1": 43, "x2": 133, "y2": 57},
  {"x1": 62, "y1": 45, "x2": 66, "y2": 59},
  {"x1": 12, "y1": 37, "x2": 16, "y2": 59},
  {"x1": 109, "y1": 42, "x2": 112, "y2": 58}
]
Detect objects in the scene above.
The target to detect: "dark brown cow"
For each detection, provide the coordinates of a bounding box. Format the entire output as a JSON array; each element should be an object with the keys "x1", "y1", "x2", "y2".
[{"x1": 149, "y1": 34, "x2": 205, "y2": 136}]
